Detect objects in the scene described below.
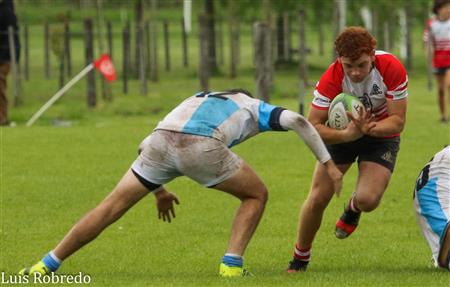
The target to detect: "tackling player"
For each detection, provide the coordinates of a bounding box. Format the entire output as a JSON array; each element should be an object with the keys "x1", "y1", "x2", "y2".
[
  {"x1": 414, "y1": 146, "x2": 450, "y2": 271},
  {"x1": 287, "y1": 26, "x2": 408, "y2": 272},
  {"x1": 19, "y1": 89, "x2": 342, "y2": 277}
]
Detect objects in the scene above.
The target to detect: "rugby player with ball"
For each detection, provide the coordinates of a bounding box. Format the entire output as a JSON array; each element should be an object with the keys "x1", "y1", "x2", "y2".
[{"x1": 287, "y1": 26, "x2": 408, "y2": 272}]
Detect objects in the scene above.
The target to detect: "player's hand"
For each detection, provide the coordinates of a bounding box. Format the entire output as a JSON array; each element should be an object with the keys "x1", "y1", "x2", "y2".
[
  {"x1": 347, "y1": 108, "x2": 376, "y2": 135},
  {"x1": 324, "y1": 160, "x2": 343, "y2": 197},
  {"x1": 155, "y1": 190, "x2": 180, "y2": 223},
  {"x1": 343, "y1": 121, "x2": 363, "y2": 142}
]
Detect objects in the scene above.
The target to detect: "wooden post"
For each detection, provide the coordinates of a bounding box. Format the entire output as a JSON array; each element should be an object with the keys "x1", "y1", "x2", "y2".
[
  {"x1": 316, "y1": 7, "x2": 324, "y2": 56},
  {"x1": 96, "y1": 0, "x2": 112, "y2": 101},
  {"x1": 8, "y1": 26, "x2": 20, "y2": 106},
  {"x1": 298, "y1": 9, "x2": 308, "y2": 87},
  {"x1": 276, "y1": 15, "x2": 283, "y2": 61},
  {"x1": 372, "y1": 7, "x2": 379, "y2": 47},
  {"x1": 333, "y1": 0, "x2": 346, "y2": 60},
  {"x1": 216, "y1": 18, "x2": 224, "y2": 66},
  {"x1": 24, "y1": 24, "x2": 29, "y2": 81},
  {"x1": 107, "y1": 21, "x2": 113, "y2": 60},
  {"x1": 283, "y1": 12, "x2": 290, "y2": 61},
  {"x1": 253, "y1": 22, "x2": 272, "y2": 103},
  {"x1": 383, "y1": 21, "x2": 390, "y2": 51},
  {"x1": 229, "y1": 1, "x2": 239, "y2": 79},
  {"x1": 84, "y1": 19, "x2": 96, "y2": 108},
  {"x1": 298, "y1": 9, "x2": 307, "y2": 115},
  {"x1": 44, "y1": 21, "x2": 50, "y2": 78},
  {"x1": 134, "y1": 0, "x2": 143, "y2": 78},
  {"x1": 138, "y1": 24, "x2": 147, "y2": 96},
  {"x1": 405, "y1": 0, "x2": 412, "y2": 71},
  {"x1": 58, "y1": 52, "x2": 65, "y2": 89},
  {"x1": 198, "y1": 14, "x2": 209, "y2": 91},
  {"x1": 163, "y1": 20, "x2": 170, "y2": 72},
  {"x1": 205, "y1": 0, "x2": 217, "y2": 72},
  {"x1": 181, "y1": 17, "x2": 188, "y2": 67},
  {"x1": 64, "y1": 21, "x2": 72, "y2": 77},
  {"x1": 122, "y1": 22, "x2": 130, "y2": 94},
  {"x1": 149, "y1": 20, "x2": 158, "y2": 82},
  {"x1": 145, "y1": 20, "x2": 151, "y2": 78}
]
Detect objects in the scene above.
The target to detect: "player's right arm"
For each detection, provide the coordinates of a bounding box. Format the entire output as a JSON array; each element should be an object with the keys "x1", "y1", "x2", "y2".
[{"x1": 308, "y1": 107, "x2": 362, "y2": 145}]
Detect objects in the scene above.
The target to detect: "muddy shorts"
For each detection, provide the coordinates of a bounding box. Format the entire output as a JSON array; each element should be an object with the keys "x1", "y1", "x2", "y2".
[{"x1": 131, "y1": 130, "x2": 243, "y2": 188}]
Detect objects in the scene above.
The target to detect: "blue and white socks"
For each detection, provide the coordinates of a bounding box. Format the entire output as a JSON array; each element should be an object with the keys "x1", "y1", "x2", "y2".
[
  {"x1": 41, "y1": 251, "x2": 62, "y2": 272},
  {"x1": 222, "y1": 253, "x2": 243, "y2": 268}
]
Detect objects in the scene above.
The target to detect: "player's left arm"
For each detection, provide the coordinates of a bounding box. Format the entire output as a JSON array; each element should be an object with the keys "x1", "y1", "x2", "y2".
[
  {"x1": 366, "y1": 98, "x2": 407, "y2": 137},
  {"x1": 279, "y1": 110, "x2": 343, "y2": 197}
]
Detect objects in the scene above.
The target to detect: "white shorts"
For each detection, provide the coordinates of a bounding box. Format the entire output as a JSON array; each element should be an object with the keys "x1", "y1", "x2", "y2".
[
  {"x1": 414, "y1": 176, "x2": 450, "y2": 265},
  {"x1": 131, "y1": 130, "x2": 243, "y2": 188}
]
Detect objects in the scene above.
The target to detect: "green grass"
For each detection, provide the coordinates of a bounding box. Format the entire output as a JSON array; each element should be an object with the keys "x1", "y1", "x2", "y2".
[
  {"x1": 1, "y1": 5, "x2": 450, "y2": 286},
  {"x1": 1, "y1": 79, "x2": 449, "y2": 286}
]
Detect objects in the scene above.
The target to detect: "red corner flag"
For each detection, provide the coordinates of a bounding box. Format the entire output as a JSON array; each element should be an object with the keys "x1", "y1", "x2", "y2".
[{"x1": 94, "y1": 54, "x2": 116, "y2": 82}]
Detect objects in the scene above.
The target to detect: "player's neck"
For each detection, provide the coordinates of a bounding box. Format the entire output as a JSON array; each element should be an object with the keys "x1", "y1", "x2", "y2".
[{"x1": 437, "y1": 14, "x2": 450, "y2": 21}]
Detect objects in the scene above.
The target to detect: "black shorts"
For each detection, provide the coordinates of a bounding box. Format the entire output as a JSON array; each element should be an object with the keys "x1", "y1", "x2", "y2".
[
  {"x1": 326, "y1": 136, "x2": 400, "y2": 172},
  {"x1": 433, "y1": 66, "x2": 450, "y2": 75}
]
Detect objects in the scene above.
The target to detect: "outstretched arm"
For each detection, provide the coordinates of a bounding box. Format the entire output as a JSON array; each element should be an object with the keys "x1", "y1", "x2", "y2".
[
  {"x1": 279, "y1": 110, "x2": 331, "y2": 164},
  {"x1": 279, "y1": 110, "x2": 342, "y2": 196}
]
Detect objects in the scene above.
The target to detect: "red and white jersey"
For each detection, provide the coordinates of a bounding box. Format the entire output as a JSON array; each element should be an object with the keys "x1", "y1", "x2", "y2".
[
  {"x1": 424, "y1": 16, "x2": 450, "y2": 68},
  {"x1": 312, "y1": 51, "x2": 408, "y2": 124}
]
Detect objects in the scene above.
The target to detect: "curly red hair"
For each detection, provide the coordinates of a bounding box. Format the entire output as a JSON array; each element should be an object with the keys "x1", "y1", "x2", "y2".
[{"x1": 334, "y1": 27, "x2": 377, "y2": 61}]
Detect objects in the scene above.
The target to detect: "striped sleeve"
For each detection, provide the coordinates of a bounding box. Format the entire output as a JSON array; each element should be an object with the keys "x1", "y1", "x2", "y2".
[
  {"x1": 311, "y1": 61, "x2": 343, "y2": 110},
  {"x1": 378, "y1": 55, "x2": 408, "y2": 100}
]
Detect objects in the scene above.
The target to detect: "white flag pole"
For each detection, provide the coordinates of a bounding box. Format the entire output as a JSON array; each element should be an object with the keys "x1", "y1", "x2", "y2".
[{"x1": 26, "y1": 63, "x2": 94, "y2": 127}]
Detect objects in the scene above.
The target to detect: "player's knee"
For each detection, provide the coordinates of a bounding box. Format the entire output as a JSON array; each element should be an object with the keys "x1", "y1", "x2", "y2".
[
  {"x1": 255, "y1": 185, "x2": 268, "y2": 205},
  {"x1": 239, "y1": 182, "x2": 268, "y2": 205},
  {"x1": 355, "y1": 195, "x2": 380, "y2": 212}
]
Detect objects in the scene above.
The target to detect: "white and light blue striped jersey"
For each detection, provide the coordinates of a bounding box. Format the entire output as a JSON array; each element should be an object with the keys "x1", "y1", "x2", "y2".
[
  {"x1": 414, "y1": 146, "x2": 450, "y2": 265},
  {"x1": 155, "y1": 91, "x2": 286, "y2": 147}
]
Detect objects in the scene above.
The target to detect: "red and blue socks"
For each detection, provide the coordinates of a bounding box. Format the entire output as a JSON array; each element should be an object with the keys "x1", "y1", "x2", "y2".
[{"x1": 293, "y1": 245, "x2": 311, "y2": 263}]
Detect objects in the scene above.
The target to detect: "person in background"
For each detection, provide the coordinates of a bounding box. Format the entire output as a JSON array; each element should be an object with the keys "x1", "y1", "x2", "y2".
[
  {"x1": 0, "y1": 0, "x2": 20, "y2": 126},
  {"x1": 424, "y1": 0, "x2": 450, "y2": 123}
]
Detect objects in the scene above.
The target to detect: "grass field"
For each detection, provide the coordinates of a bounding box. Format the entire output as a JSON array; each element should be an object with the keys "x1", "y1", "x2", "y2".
[{"x1": 1, "y1": 5, "x2": 450, "y2": 286}]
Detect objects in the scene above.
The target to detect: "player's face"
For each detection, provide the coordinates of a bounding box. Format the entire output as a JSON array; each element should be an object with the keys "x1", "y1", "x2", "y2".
[
  {"x1": 340, "y1": 53, "x2": 375, "y2": 83},
  {"x1": 438, "y1": 4, "x2": 450, "y2": 20}
]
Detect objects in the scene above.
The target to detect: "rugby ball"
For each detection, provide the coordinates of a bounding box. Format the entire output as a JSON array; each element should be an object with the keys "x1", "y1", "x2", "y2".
[{"x1": 327, "y1": 93, "x2": 364, "y2": 130}]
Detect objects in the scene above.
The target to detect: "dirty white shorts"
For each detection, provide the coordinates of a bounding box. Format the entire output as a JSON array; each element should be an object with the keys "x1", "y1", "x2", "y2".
[{"x1": 131, "y1": 130, "x2": 243, "y2": 187}]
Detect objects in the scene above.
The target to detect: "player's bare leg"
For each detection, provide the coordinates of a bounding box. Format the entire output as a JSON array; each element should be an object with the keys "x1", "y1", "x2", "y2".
[
  {"x1": 336, "y1": 162, "x2": 391, "y2": 239},
  {"x1": 20, "y1": 169, "x2": 153, "y2": 275},
  {"x1": 287, "y1": 162, "x2": 350, "y2": 272},
  {"x1": 53, "y1": 169, "x2": 152, "y2": 260},
  {"x1": 213, "y1": 162, "x2": 268, "y2": 276},
  {"x1": 436, "y1": 73, "x2": 448, "y2": 122}
]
